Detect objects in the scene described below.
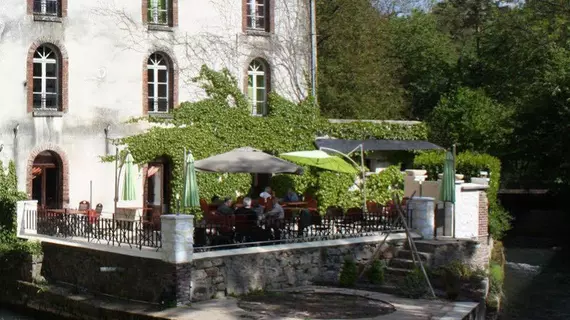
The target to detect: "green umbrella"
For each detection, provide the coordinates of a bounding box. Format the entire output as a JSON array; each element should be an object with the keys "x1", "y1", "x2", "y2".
[
  {"x1": 440, "y1": 151, "x2": 456, "y2": 203},
  {"x1": 182, "y1": 151, "x2": 200, "y2": 210},
  {"x1": 280, "y1": 150, "x2": 359, "y2": 174},
  {"x1": 121, "y1": 153, "x2": 137, "y2": 201}
]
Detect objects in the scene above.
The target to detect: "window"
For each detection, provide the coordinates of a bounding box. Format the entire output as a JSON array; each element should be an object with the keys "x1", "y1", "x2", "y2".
[
  {"x1": 147, "y1": 53, "x2": 171, "y2": 113},
  {"x1": 33, "y1": 45, "x2": 60, "y2": 110},
  {"x1": 147, "y1": 0, "x2": 170, "y2": 25},
  {"x1": 248, "y1": 59, "x2": 269, "y2": 115},
  {"x1": 33, "y1": 0, "x2": 60, "y2": 16},
  {"x1": 246, "y1": 0, "x2": 269, "y2": 31}
]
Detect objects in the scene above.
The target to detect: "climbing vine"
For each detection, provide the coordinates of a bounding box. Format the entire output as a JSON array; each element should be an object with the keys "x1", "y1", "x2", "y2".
[{"x1": 110, "y1": 65, "x2": 427, "y2": 213}]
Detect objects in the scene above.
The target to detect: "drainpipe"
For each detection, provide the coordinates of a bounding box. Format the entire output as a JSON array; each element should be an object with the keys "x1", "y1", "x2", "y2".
[{"x1": 309, "y1": 0, "x2": 318, "y2": 102}]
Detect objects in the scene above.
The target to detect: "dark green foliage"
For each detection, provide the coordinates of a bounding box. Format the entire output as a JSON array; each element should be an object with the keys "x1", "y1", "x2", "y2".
[
  {"x1": 339, "y1": 257, "x2": 358, "y2": 287},
  {"x1": 366, "y1": 260, "x2": 385, "y2": 285},
  {"x1": 427, "y1": 87, "x2": 514, "y2": 154},
  {"x1": 316, "y1": 0, "x2": 407, "y2": 119},
  {"x1": 0, "y1": 161, "x2": 40, "y2": 255},
  {"x1": 413, "y1": 151, "x2": 511, "y2": 239},
  {"x1": 397, "y1": 267, "x2": 428, "y2": 299}
]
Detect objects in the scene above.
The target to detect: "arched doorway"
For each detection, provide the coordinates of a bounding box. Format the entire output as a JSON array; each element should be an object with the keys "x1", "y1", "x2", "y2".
[
  {"x1": 144, "y1": 156, "x2": 173, "y2": 229},
  {"x1": 31, "y1": 151, "x2": 63, "y2": 209}
]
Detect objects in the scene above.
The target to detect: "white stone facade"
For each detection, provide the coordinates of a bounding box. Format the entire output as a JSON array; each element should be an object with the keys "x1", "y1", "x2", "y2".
[{"x1": 0, "y1": 0, "x2": 311, "y2": 212}]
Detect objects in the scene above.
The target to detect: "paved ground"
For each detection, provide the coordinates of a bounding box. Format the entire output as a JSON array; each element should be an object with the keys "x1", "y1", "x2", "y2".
[{"x1": 145, "y1": 286, "x2": 478, "y2": 320}]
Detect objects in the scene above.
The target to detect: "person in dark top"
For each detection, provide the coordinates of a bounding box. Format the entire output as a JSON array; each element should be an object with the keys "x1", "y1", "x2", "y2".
[
  {"x1": 217, "y1": 197, "x2": 234, "y2": 215},
  {"x1": 235, "y1": 197, "x2": 257, "y2": 220},
  {"x1": 283, "y1": 188, "x2": 299, "y2": 202}
]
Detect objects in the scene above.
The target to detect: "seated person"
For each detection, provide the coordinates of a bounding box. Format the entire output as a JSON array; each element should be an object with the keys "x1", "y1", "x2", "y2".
[
  {"x1": 259, "y1": 186, "x2": 273, "y2": 200},
  {"x1": 265, "y1": 199, "x2": 284, "y2": 220},
  {"x1": 235, "y1": 197, "x2": 257, "y2": 219},
  {"x1": 216, "y1": 197, "x2": 234, "y2": 215},
  {"x1": 283, "y1": 188, "x2": 299, "y2": 202},
  {"x1": 211, "y1": 195, "x2": 224, "y2": 206}
]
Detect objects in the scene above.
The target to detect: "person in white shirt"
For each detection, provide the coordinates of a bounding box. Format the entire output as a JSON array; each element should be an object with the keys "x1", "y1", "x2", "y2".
[{"x1": 259, "y1": 186, "x2": 273, "y2": 199}]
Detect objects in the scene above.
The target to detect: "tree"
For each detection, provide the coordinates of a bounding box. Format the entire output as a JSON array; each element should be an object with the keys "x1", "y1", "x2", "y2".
[
  {"x1": 316, "y1": 0, "x2": 407, "y2": 119},
  {"x1": 427, "y1": 87, "x2": 513, "y2": 154},
  {"x1": 387, "y1": 11, "x2": 458, "y2": 118}
]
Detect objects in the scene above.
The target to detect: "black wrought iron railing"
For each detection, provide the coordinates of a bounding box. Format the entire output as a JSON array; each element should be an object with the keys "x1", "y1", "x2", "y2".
[
  {"x1": 193, "y1": 208, "x2": 405, "y2": 252},
  {"x1": 35, "y1": 210, "x2": 161, "y2": 250},
  {"x1": 33, "y1": 0, "x2": 60, "y2": 16}
]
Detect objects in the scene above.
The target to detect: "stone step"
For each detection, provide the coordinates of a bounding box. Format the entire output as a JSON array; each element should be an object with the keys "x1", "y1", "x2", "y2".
[
  {"x1": 389, "y1": 258, "x2": 420, "y2": 270},
  {"x1": 404, "y1": 240, "x2": 438, "y2": 253},
  {"x1": 395, "y1": 249, "x2": 432, "y2": 263},
  {"x1": 385, "y1": 266, "x2": 412, "y2": 277}
]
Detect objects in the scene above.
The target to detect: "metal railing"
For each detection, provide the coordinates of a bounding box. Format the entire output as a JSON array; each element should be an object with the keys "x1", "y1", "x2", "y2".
[
  {"x1": 33, "y1": 0, "x2": 59, "y2": 16},
  {"x1": 193, "y1": 207, "x2": 405, "y2": 252},
  {"x1": 35, "y1": 210, "x2": 161, "y2": 250}
]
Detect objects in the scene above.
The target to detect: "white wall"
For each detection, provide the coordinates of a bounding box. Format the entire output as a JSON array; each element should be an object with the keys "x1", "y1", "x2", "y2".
[{"x1": 0, "y1": 0, "x2": 310, "y2": 211}]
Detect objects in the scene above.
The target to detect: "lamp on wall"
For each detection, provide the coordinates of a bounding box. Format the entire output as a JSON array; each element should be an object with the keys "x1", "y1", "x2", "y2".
[
  {"x1": 13, "y1": 124, "x2": 19, "y2": 138},
  {"x1": 0, "y1": 144, "x2": 4, "y2": 153}
]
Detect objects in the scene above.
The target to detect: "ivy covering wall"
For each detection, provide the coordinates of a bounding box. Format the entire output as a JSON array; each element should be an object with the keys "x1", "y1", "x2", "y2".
[{"x1": 114, "y1": 66, "x2": 426, "y2": 214}]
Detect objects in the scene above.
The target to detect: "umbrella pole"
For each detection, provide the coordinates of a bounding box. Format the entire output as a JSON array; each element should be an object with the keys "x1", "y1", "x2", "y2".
[
  {"x1": 114, "y1": 145, "x2": 118, "y2": 215},
  {"x1": 452, "y1": 144, "x2": 457, "y2": 238},
  {"x1": 360, "y1": 144, "x2": 367, "y2": 213},
  {"x1": 182, "y1": 148, "x2": 187, "y2": 215}
]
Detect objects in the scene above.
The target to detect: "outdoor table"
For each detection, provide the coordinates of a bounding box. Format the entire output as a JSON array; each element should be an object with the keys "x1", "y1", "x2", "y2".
[{"x1": 282, "y1": 201, "x2": 308, "y2": 207}]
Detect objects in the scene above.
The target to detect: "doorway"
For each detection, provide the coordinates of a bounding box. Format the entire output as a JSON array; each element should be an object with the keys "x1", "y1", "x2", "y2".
[
  {"x1": 31, "y1": 151, "x2": 63, "y2": 209},
  {"x1": 144, "y1": 156, "x2": 172, "y2": 228}
]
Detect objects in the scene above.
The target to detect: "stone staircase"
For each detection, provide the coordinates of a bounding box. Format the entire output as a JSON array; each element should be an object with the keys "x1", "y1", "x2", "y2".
[{"x1": 372, "y1": 238, "x2": 437, "y2": 294}]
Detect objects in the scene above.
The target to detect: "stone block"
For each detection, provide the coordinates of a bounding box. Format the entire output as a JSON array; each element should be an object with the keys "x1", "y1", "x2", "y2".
[{"x1": 192, "y1": 269, "x2": 208, "y2": 281}]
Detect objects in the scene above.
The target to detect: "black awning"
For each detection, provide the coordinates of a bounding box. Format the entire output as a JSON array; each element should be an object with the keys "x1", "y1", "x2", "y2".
[{"x1": 314, "y1": 139, "x2": 443, "y2": 154}]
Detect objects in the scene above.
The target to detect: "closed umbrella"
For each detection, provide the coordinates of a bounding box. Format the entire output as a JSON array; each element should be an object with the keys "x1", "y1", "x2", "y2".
[
  {"x1": 440, "y1": 151, "x2": 456, "y2": 238},
  {"x1": 121, "y1": 153, "x2": 137, "y2": 201},
  {"x1": 440, "y1": 151, "x2": 456, "y2": 204},
  {"x1": 182, "y1": 151, "x2": 200, "y2": 210},
  {"x1": 280, "y1": 150, "x2": 359, "y2": 174}
]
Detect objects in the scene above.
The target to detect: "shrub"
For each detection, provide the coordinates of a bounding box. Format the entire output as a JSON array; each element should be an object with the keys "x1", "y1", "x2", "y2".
[
  {"x1": 488, "y1": 262, "x2": 505, "y2": 309},
  {"x1": 339, "y1": 257, "x2": 358, "y2": 287},
  {"x1": 366, "y1": 166, "x2": 404, "y2": 205},
  {"x1": 398, "y1": 268, "x2": 428, "y2": 299},
  {"x1": 439, "y1": 260, "x2": 472, "y2": 300},
  {"x1": 366, "y1": 260, "x2": 386, "y2": 285}
]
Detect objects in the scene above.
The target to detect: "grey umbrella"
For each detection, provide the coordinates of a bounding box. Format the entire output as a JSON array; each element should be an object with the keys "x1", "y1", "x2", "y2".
[{"x1": 194, "y1": 147, "x2": 302, "y2": 174}]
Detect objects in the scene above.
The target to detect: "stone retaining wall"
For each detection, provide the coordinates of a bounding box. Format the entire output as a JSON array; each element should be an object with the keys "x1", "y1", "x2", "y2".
[
  {"x1": 38, "y1": 242, "x2": 188, "y2": 304},
  {"x1": 190, "y1": 240, "x2": 394, "y2": 301}
]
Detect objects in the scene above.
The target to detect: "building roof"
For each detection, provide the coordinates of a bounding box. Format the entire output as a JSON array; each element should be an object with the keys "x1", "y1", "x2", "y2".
[{"x1": 314, "y1": 138, "x2": 443, "y2": 154}]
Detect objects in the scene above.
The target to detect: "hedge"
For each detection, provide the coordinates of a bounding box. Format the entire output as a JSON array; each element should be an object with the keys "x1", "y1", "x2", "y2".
[{"x1": 413, "y1": 151, "x2": 511, "y2": 239}]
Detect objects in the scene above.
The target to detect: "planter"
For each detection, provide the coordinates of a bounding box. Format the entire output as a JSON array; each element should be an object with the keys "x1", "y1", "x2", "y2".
[{"x1": 406, "y1": 169, "x2": 427, "y2": 177}]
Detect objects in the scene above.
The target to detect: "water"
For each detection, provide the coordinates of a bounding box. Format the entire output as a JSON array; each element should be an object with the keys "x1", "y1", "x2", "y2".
[
  {"x1": 0, "y1": 307, "x2": 37, "y2": 320},
  {"x1": 500, "y1": 236, "x2": 570, "y2": 319}
]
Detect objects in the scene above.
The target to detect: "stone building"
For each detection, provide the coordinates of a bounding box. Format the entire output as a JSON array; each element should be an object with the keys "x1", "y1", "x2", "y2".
[{"x1": 0, "y1": 0, "x2": 311, "y2": 214}]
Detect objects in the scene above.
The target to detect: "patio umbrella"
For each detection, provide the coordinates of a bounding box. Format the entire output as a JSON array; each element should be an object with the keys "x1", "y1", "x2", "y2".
[
  {"x1": 194, "y1": 147, "x2": 302, "y2": 174},
  {"x1": 121, "y1": 153, "x2": 137, "y2": 201},
  {"x1": 182, "y1": 151, "x2": 200, "y2": 209},
  {"x1": 280, "y1": 150, "x2": 359, "y2": 174},
  {"x1": 440, "y1": 151, "x2": 456, "y2": 204}
]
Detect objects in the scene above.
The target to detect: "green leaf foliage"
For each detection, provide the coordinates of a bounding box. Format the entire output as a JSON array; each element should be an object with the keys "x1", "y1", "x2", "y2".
[
  {"x1": 413, "y1": 151, "x2": 511, "y2": 239},
  {"x1": 115, "y1": 66, "x2": 425, "y2": 215},
  {"x1": 0, "y1": 161, "x2": 39, "y2": 255},
  {"x1": 339, "y1": 257, "x2": 359, "y2": 287},
  {"x1": 427, "y1": 87, "x2": 514, "y2": 154},
  {"x1": 316, "y1": 0, "x2": 407, "y2": 119},
  {"x1": 366, "y1": 166, "x2": 404, "y2": 205}
]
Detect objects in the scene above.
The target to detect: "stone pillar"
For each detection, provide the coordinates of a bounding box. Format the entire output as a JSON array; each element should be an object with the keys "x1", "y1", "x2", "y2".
[
  {"x1": 16, "y1": 200, "x2": 38, "y2": 237},
  {"x1": 160, "y1": 214, "x2": 194, "y2": 306},
  {"x1": 407, "y1": 197, "x2": 435, "y2": 239}
]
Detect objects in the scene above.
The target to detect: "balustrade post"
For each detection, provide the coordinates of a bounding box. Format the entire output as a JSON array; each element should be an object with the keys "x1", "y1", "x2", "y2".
[
  {"x1": 16, "y1": 200, "x2": 38, "y2": 237},
  {"x1": 160, "y1": 214, "x2": 194, "y2": 305}
]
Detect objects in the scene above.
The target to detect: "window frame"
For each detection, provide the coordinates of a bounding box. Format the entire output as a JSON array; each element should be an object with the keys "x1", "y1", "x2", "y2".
[
  {"x1": 243, "y1": 0, "x2": 273, "y2": 33},
  {"x1": 147, "y1": 53, "x2": 171, "y2": 114},
  {"x1": 32, "y1": 45, "x2": 61, "y2": 111},
  {"x1": 147, "y1": 0, "x2": 169, "y2": 25},
  {"x1": 28, "y1": 0, "x2": 67, "y2": 20},
  {"x1": 247, "y1": 59, "x2": 269, "y2": 116}
]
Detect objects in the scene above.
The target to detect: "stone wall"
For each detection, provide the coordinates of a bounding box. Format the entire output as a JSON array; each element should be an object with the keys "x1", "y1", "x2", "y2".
[
  {"x1": 39, "y1": 242, "x2": 185, "y2": 304},
  {"x1": 190, "y1": 238, "x2": 396, "y2": 301},
  {"x1": 425, "y1": 238, "x2": 493, "y2": 271}
]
